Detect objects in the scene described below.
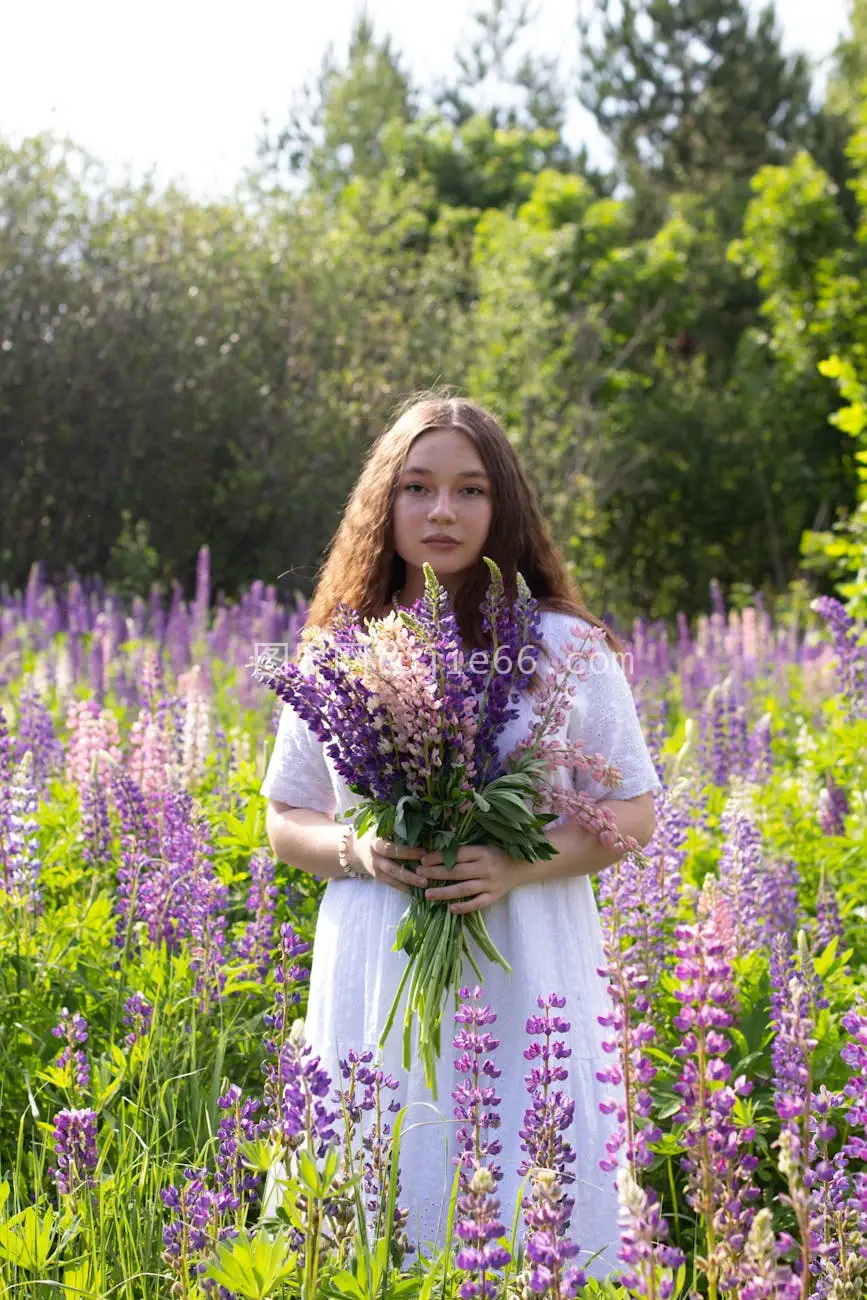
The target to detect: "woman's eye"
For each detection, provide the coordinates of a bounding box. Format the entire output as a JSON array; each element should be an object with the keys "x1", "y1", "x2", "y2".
[
  {"x1": 462, "y1": 486, "x2": 485, "y2": 496},
  {"x1": 403, "y1": 483, "x2": 426, "y2": 494}
]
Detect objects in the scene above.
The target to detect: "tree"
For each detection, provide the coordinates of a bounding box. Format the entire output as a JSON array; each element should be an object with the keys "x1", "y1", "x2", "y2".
[
  {"x1": 577, "y1": 0, "x2": 817, "y2": 230},
  {"x1": 826, "y1": 0, "x2": 867, "y2": 126},
  {"x1": 256, "y1": 13, "x2": 415, "y2": 198}
]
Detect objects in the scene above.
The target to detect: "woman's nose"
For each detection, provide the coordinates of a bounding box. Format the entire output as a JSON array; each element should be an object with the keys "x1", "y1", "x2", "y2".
[{"x1": 428, "y1": 492, "x2": 457, "y2": 519}]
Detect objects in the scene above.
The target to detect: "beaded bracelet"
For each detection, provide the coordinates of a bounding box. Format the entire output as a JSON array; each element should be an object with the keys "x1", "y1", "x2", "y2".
[{"x1": 338, "y1": 825, "x2": 366, "y2": 879}]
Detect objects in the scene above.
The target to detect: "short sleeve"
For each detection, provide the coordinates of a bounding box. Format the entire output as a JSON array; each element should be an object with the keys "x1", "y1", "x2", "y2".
[
  {"x1": 260, "y1": 704, "x2": 337, "y2": 814},
  {"x1": 259, "y1": 646, "x2": 336, "y2": 814},
  {"x1": 563, "y1": 627, "x2": 662, "y2": 802}
]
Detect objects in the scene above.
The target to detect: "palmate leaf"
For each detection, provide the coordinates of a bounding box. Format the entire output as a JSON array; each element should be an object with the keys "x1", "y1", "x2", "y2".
[{"x1": 205, "y1": 1229, "x2": 296, "y2": 1299}]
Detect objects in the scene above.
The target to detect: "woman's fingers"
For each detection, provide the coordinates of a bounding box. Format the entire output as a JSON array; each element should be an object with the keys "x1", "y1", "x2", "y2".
[
  {"x1": 374, "y1": 837, "x2": 424, "y2": 860},
  {"x1": 373, "y1": 853, "x2": 425, "y2": 889},
  {"x1": 419, "y1": 862, "x2": 481, "y2": 881},
  {"x1": 424, "y1": 878, "x2": 485, "y2": 902},
  {"x1": 449, "y1": 895, "x2": 491, "y2": 915}
]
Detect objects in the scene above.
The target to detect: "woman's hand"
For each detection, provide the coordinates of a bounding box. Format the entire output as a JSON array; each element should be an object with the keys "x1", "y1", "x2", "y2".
[
  {"x1": 351, "y1": 829, "x2": 427, "y2": 894},
  {"x1": 417, "y1": 844, "x2": 524, "y2": 914}
]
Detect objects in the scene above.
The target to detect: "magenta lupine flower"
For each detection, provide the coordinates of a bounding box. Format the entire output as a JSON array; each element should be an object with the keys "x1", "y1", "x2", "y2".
[
  {"x1": 614, "y1": 1166, "x2": 685, "y2": 1299},
  {"x1": 123, "y1": 991, "x2": 154, "y2": 1048},
  {"x1": 452, "y1": 986, "x2": 504, "y2": 1182},
  {"x1": 234, "y1": 851, "x2": 279, "y2": 979},
  {"x1": 215, "y1": 1084, "x2": 267, "y2": 1213},
  {"x1": 818, "y1": 775, "x2": 849, "y2": 837},
  {"x1": 65, "y1": 699, "x2": 123, "y2": 788},
  {"x1": 670, "y1": 921, "x2": 761, "y2": 1293},
  {"x1": 50, "y1": 1107, "x2": 98, "y2": 1196},
  {"x1": 52, "y1": 1007, "x2": 91, "y2": 1098},
  {"x1": 454, "y1": 1165, "x2": 512, "y2": 1300},
  {"x1": 810, "y1": 596, "x2": 866, "y2": 718}
]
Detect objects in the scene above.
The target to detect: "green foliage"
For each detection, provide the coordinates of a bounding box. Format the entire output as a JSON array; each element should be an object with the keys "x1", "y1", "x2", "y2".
[{"x1": 1, "y1": 2, "x2": 866, "y2": 626}]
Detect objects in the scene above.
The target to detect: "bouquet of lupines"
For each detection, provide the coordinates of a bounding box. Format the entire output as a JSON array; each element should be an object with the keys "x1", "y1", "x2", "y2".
[{"x1": 252, "y1": 560, "x2": 631, "y2": 1092}]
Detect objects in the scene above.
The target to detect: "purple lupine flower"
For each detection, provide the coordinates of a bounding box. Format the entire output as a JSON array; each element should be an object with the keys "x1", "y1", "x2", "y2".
[
  {"x1": 79, "y1": 776, "x2": 112, "y2": 870},
  {"x1": 49, "y1": 1107, "x2": 98, "y2": 1196},
  {"x1": 810, "y1": 596, "x2": 866, "y2": 718},
  {"x1": 748, "y1": 712, "x2": 773, "y2": 784},
  {"x1": 520, "y1": 1168, "x2": 586, "y2": 1298},
  {"x1": 598, "y1": 786, "x2": 685, "y2": 997},
  {"x1": 761, "y1": 856, "x2": 801, "y2": 944},
  {"x1": 13, "y1": 683, "x2": 64, "y2": 793},
  {"x1": 263, "y1": 923, "x2": 311, "y2": 1062},
  {"x1": 110, "y1": 767, "x2": 158, "y2": 949},
  {"x1": 737, "y1": 1208, "x2": 803, "y2": 1300},
  {"x1": 700, "y1": 678, "x2": 748, "y2": 786},
  {"x1": 670, "y1": 921, "x2": 760, "y2": 1294},
  {"x1": 123, "y1": 992, "x2": 154, "y2": 1048},
  {"x1": 466, "y1": 567, "x2": 543, "y2": 783},
  {"x1": 215, "y1": 1084, "x2": 267, "y2": 1213},
  {"x1": 52, "y1": 1007, "x2": 91, "y2": 1099},
  {"x1": 769, "y1": 931, "x2": 821, "y2": 1293},
  {"x1": 194, "y1": 544, "x2": 211, "y2": 640},
  {"x1": 234, "y1": 852, "x2": 279, "y2": 979},
  {"x1": 454, "y1": 1165, "x2": 512, "y2": 1299},
  {"x1": 715, "y1": 802, "x2": 765, "y2": 957},
  {"x1": 161, "y1": 1165, "x2": 236, "y2": 1283},
  {"x1": 596, "y1": 936, "x2": 661, "y2": 1177},
  {"x1": 519, "y1": 996, "x2": 584, "y2": 1288},
  {"x1": 452, "y1": 986, "x2": 504, "y2": 1183},
  {"x1": 614, "y1": 1166, "x2": 685, "y2": 1299},
  {"x1": 266, "y1": 1019, "x2": 337, "y2": 1156},
  {"x1": 0, "y1": 748, "x2": 43, "y2": 913},
  {"x1": 334, "y1": 1050, "x2": 407, "y2": 1246},
  {"x1": 519, "y1": 995, "x2": 577, "y2": 1201},
  {"x1": 188, "y1": 867, "x2": 228, "y2": 1012},
  {"x1": 818, "y1": 775, "x2": 849, "y2": 837}
]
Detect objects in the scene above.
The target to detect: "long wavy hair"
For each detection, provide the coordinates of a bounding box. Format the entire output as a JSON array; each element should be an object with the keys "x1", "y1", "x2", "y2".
[{"x1": 300, "y1": 391, "x2": 623, "y2": 662}]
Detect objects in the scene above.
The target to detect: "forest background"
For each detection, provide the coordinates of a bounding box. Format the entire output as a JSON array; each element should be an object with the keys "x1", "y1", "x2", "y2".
[{"x1": 3, "y1": 0, "x2": 867, "y2": 627}]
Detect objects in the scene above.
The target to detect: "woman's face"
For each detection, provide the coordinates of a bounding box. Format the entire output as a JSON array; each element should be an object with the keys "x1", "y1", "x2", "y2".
[{"x1": 392, "y1": 428, "x2": 494, "y2": 588}]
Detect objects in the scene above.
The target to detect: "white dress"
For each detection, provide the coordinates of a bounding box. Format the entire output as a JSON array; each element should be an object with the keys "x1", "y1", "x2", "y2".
[{"x1": 260, "y1": 611, "x2": 661, "y2": 1278}]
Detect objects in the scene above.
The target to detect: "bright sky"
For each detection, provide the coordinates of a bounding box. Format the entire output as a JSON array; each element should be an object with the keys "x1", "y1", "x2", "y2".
[{"x1": 1, "y1": 0, "x2": 852, "y2": 200}]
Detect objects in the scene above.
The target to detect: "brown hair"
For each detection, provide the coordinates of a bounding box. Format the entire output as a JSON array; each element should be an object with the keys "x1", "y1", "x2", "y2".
[{"x1": 301, "y1": 390, "x2": 623, "y2": 663}]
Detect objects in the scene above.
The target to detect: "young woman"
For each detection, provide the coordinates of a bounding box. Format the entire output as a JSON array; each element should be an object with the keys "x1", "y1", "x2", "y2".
[{"x1": 261, "y1": 393, "x2": 660, "y2": 1275}]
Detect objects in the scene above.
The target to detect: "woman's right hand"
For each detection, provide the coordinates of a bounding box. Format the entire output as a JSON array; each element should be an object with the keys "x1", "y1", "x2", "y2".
[{"x1": 351, "y1": 829, "x2": 427, "y2": 893}]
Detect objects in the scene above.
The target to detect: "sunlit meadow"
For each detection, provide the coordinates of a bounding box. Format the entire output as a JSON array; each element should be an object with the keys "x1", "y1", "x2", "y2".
[{"x1": 0, "y1": 548, "x2": 865, "y2": 1299}]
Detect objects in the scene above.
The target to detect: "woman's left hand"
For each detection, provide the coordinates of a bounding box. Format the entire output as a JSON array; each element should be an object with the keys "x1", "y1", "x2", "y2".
[{"x1": 418, "y1": 844, "x2": 523, "y2": 914}]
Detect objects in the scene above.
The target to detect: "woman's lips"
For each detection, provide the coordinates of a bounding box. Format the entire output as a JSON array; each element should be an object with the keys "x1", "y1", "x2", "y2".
[{"x1": 423, "y1": 539, "x2": 460, "y2": 549}]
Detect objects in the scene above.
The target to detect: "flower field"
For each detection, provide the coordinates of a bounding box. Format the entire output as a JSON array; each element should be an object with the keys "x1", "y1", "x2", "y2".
[{"x1": 0, "y1": 551, "x2": 866, "y2": 1300}]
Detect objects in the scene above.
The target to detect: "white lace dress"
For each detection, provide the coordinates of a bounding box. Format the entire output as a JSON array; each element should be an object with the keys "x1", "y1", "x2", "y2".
[{"x1": 260, "y1": 611, "x2": 661, "y2": 1277}]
